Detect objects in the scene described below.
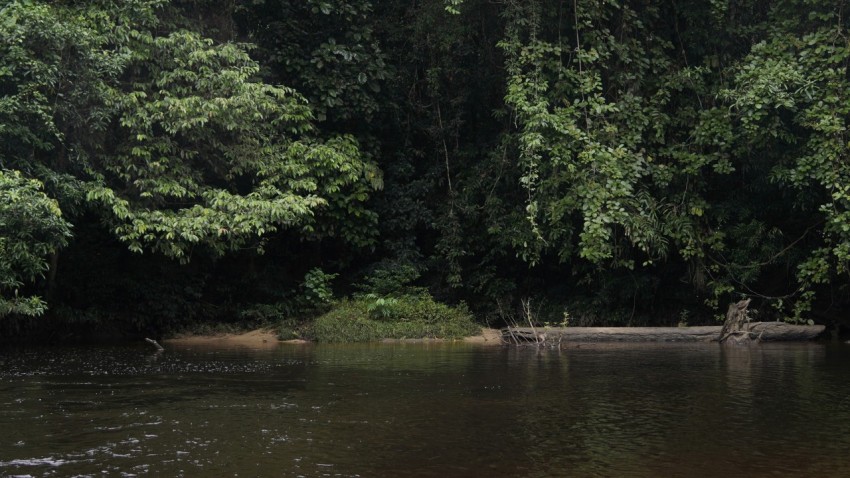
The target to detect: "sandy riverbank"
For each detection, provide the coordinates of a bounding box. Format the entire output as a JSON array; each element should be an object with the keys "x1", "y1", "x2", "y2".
[
  {"x1": 163, "y1": 328, "x2": 284, "y2": 349},
  {"x1": 462, "y1": 327, "x2": 503, "y2": 344},
  {"x1": 162, "y1": 327, "x2": 503, "y2": 347}
]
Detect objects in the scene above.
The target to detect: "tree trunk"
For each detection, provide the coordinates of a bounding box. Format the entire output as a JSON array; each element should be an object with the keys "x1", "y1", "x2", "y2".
[{"x1": 46, "y1": 251, "x2": 59, "y2": 302}]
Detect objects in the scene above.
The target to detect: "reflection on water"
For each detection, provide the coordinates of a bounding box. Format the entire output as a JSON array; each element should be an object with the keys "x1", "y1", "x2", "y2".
[{"x1": 1, "y1": 342, "x2": 849, "y2": 477}]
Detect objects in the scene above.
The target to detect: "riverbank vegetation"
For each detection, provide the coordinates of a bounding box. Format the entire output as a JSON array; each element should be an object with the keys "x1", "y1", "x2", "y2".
[
  {"x1": 2, "y1": 0, "x2": 850, "y2": 340},
  {"x1": 310, "y1": 295, "x2": 479, "y2": 342}
]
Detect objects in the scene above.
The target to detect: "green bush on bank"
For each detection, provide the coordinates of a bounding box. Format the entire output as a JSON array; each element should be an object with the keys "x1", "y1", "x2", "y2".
[{"x1": 310, "y1": 295, "x2": 480, "y2": 343}]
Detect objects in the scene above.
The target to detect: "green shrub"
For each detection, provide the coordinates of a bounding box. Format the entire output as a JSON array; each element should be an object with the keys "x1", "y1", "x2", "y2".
[
  {"x1": 310, "y1": 295, "x2": 480, "y2": 343},
  {"x1": 240, "y1": 268, "x2": 339, "y2": 339},
  {"x1": 355, "y1": 261, "x2": 422, "y2": 296}
]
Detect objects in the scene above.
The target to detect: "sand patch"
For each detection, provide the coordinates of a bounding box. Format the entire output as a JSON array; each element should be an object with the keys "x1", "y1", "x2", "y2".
[
  {"x1": 163, "y1": 328, "x2": 281, "y2": 349},
  {"x1": 463, "y1": 327, "x2": 504, "y2": 345}
]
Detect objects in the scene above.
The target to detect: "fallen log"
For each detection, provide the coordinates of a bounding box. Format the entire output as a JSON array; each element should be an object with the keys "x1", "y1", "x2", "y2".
[
  {"x1": 746, "y1": 321, "x2": 826, "y2": 341},
  {"x1": 502, "y1": 322, "x2": 824, "y2": 344}
]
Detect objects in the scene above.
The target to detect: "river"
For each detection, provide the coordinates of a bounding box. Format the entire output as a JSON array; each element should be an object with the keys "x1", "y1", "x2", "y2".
[{"x1": 1, "y1": 341, "x2": 849, "y2": 477}]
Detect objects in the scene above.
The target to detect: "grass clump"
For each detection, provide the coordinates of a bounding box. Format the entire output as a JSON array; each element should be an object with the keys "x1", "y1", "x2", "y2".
[{"x1": 311, "y1": 294, "x2": 480, "y2": 343}]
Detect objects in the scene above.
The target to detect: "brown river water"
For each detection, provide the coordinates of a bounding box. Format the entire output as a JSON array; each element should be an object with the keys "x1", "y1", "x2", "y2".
[{"x1": 1, "y1": 341, "x2": 849, "y2": 477}]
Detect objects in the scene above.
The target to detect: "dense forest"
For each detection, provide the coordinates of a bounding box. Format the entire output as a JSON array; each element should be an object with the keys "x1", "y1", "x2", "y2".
[{"x1": 2, "y1": 0, "x2": 849, "y2": 339}]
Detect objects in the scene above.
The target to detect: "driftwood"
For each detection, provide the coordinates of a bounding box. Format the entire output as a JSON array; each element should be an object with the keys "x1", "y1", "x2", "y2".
[
  {"x1": 504, "y1": 326, "x2": 720, "y2": 343},
  {"x1": 719, "y1": 298, "x2": 753, "y2": 344},
  {"x1": 145, "y1": 337, "x2": 165, "y2": 351},
  {"x1": 740, "y1": 321, "x2": 825, "y2": 341},
  {"x1": 507, "y1": 328, "x2": 549, "y2": 343},
  {"x1": 502, "y1": 322, "x2": 824, "y2": 344}
]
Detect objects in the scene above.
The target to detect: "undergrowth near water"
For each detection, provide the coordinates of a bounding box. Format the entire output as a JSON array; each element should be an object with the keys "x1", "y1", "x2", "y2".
[{"x1": 308, "y1": 295, "x2": 479, "y2": 343}]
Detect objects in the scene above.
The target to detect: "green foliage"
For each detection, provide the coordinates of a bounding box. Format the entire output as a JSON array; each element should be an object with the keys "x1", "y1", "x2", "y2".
[
  {"x1": 1, "y1": 0, "x2": 381, "y2": 261},
  {"x1": 239, "y1": 267, "x2": 339, "y2": 328},
  {"x1": 356, "y1": 260, "x2": 422, "y2": 296},
  {"x1": 5, "y1": 0, "x2": 850, "y2": 336},
  {"x1": 302, "y1": 268, "x2": 338, "y2": 305},
  {"x1": 85, "y1": 27, "x2": 380, "y2": 258},
  {"x1": 0, "y1": 0, "x2": 382, "y2": 330},
  {"x1": 443, "y1": 0, "x2": 464, "y2": 15},
  {"x1": 236, "y1": 0, "x2": 391, "y2": 124},
  {"x1": 500, "y1": 1, "x2": 688, "y2": 266},
  {"x1": 490, "y1": 0, "x2": 850, "y2": 323},
  {"x1": 364, "y1": 294, "x2": 399, "y2": 319},
  {"x1": 311, "y1": 295, "x2": 479, "y2": 342},
  {"x1": 0, "y1": 171, "x2": 71, "y2": 317}
]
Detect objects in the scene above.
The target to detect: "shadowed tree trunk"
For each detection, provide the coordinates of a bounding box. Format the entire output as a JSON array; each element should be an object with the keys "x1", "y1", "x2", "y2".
[{"x1": 46, "y1": 251, "x2": 59, "y2": 303}]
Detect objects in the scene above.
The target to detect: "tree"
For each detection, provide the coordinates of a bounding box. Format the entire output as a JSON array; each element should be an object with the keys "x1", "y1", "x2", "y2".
[
  {"x1": 0, "y1": 0, "x2": 380, "y2": 316},
  {"x1": 0, "y1": 171, "x2": 71, "y2": 317},
  {"x1": 84, "y1": 28, "x2": 381, "y2": 259},
  {"x1": 498, "y1": 0, "x2": 850, "y2": 322}
]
